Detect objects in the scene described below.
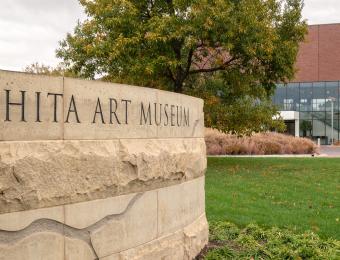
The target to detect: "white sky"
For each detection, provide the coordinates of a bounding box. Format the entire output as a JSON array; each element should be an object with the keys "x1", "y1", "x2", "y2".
[{"x1": 0, "y1": 0, "x2": 339, "y2": 72}]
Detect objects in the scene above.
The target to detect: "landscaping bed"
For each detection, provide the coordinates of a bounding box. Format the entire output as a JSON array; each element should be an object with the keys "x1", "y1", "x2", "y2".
[
  {"x1": 202, "y1": 157, "x2": 340, "y2": 259},
  {"x1": 198, "y1": 221, "x2": 339, "y2": 259},
  {"x1": 205, "y1": 128, "x2": 317, "y2": 155}
]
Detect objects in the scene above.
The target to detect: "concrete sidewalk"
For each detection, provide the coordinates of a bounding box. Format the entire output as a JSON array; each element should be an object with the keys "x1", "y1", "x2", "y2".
[{"x1": 318, "y1": 146, "x2": 340, "y2": 157}]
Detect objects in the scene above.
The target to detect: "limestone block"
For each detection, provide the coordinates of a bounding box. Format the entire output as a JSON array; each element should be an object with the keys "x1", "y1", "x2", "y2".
[
  {"x1": 156, "y1": 89, "x2": 204, "y2": 138},
  {"x1": 0, "y1": 182, "x2": 208, "y2": 260},
  {"x1": 100, "y1": 214, "x2": 208, "y2": 260},
  {"x1": 90, "y1": 191, "x2": 158, "y2": 258},
  {"x1": 65, "y1": 237, "x2": 96, "y2": 260},
  {"x1": 0, "y1": 232, "x2": 64, "y2": 260},
  {"x1": 158, "y1": 176, "x2": 206, "y2": 236},
  {"x1": 0, "y1": 70, "x2": 204, "y2": 140},
  {"x1": 0, "y1": 70, "x2": 63, "y2": 141},
  {"x1": 0, "y1": 70, "x2": 207, "y2": 259},
  {"x1": 100, "y1": 254, "x2": 120, "y2": 260},
  {"x1": 116, "y1": 138, "x2": 206, "y2": 189},
  {"x1": 64, "y1": 193, "x2": 136, "y2": 229},
  {"x1": 102, "y1": 232, "x2": 185, "y2": 260},
  {"x1": 0, "y1": 140, "x2": 119, "y2": 214},
  {"x1": 0, "y1": 138, "x2": 205, "y2": 214},
  {"x1": 63, "y1": 78, "x2": 158, "y2": 140},
  {"x1": 0, "y1": 205, "x2": 63, "y2": 231},
  {"x1": 63, "y1": 77, "x2": 204, "y2": 139},
  {"x1": 183, "y1": 214, "x2": 209, "y2": 259}
]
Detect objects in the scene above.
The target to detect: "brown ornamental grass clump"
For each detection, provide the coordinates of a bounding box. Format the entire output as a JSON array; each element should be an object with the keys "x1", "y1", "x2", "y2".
[{"x1": 205, "y1": 128, "x2": 317, "y2": 155}]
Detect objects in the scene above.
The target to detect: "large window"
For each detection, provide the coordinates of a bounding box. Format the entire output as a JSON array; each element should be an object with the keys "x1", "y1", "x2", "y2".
[
  {"x1": 312, "y1": 82, "x2": 326, "y2": 111},
  {"x1": 299, "y1": 83, "x2": 313, "y2": 111},
  {"x1": 273, "y1": 81, "x2": 340, "y2": 143},
  {"x1": 283, "y1": 99, "x2": 294, "y2": 110}
]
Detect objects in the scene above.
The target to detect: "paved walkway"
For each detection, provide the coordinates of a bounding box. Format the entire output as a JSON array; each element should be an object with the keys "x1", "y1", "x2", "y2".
[{"x1": 318, "y1": 146, "x2": 340, "y2": 157}]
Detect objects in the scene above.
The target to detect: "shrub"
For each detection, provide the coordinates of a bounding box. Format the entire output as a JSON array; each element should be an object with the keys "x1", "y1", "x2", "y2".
[
  {"x1": 205, "y1": 128, "x2": 317, "y2": 155},
  {"x1": 198, "y1": 221, "x2": 340, "y2": 260}
]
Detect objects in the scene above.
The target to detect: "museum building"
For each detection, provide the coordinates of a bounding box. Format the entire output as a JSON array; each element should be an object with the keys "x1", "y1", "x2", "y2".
[{"x1": 272, "y1": 23, "x2": 340, "y2": 144}]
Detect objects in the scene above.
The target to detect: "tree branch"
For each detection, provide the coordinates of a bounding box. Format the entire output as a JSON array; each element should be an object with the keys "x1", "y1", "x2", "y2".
[
  {"x1": 166, "y1": 67, "x2": 176, "y2": 83},
  {"x1": 189, "y1": 57, "x2": 237, "y2": 74},
  {"x1": 166, "y1": 0, "x2": 175, "y2": 15},
  {"x1": 185, "y1": 48, "x2": 194, "y2": 74}
]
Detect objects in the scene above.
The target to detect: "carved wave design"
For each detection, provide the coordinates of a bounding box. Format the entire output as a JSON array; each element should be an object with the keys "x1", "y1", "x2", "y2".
[{"x1": 0, "y1": 193, "x2": 142, "y2": 260}]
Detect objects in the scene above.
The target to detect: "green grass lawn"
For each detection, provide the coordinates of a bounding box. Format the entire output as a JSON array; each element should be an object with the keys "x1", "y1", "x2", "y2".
[{"x1": 206, "y1": 157, "x2": 340, "y2": 240}]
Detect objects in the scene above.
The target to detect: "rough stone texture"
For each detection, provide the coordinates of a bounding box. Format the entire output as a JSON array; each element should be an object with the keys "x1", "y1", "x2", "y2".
[
  {"x1": 183, "y1": 214, "x2": 209, "y2": 259},
  {"x1": 0, "y1": 138, "x2": 206, "y2": 214}
]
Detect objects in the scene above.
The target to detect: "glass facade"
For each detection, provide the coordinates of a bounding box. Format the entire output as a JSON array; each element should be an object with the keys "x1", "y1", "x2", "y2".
[{"x1": 273, "y1": 82, "x2": 340, "y2": 144}]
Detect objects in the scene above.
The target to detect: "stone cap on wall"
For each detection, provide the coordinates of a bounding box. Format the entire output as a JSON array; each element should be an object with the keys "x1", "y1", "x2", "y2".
[{"x1": 0, "y1": 70, "x2": 204, "y2": 141}]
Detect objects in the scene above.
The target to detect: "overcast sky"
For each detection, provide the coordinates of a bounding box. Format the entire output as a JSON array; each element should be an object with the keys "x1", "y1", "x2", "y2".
[{"x1": 0, "y1": 0, "x2": 339, "y2": 72}]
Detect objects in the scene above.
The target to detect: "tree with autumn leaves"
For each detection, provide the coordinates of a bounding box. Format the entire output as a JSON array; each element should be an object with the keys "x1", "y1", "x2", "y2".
[{"x1": 56, "y1": 0, "x2": 307, "y2": 135}]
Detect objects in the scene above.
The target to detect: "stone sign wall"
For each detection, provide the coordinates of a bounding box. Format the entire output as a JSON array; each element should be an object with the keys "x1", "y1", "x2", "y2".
[{"x1": 0, "y1": 70, "x2": 208, "y2": 260}]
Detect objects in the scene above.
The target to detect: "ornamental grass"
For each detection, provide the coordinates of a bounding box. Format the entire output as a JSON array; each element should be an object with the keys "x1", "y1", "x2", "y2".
[{"x1": 205, "y1": 128, "x2": 317, "y2": 155}]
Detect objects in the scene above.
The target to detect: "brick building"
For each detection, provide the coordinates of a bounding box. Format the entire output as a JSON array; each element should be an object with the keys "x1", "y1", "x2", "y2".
[{"x1": 273, "y1": 24, "x2": 340, "y2": 144}]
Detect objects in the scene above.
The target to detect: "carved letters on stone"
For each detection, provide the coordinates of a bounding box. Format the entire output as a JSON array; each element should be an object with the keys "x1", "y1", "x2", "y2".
[
  {"x1": 0, "y1": 70, "x2": 207, "y2": 260},
  {"x1": 2, "y1": 89, "x2": 190, "y2": 127}
]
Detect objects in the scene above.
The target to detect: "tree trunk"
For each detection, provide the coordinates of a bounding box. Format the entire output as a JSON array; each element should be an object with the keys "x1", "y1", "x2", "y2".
[{"x1": 174, "y1": 79, "x2": 183, "y2": 93}]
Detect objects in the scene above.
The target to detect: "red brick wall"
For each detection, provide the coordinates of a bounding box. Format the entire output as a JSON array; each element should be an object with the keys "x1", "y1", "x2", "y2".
[{"x1": 294, "y1": 24, "x2": 340, "y2": 82}]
